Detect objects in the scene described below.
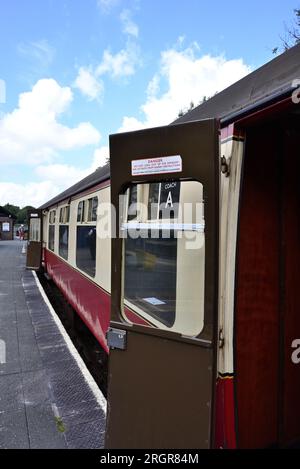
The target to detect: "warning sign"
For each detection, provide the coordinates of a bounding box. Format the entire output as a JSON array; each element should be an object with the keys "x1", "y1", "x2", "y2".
[{"x1": 131, "y1": 155, "x2": 182, "y2": 176}]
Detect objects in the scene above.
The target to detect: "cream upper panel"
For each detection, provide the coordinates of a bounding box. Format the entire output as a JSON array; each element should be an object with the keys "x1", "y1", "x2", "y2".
[{"x1": 44, "y1": 184, "x2": 111, "y2": 294}]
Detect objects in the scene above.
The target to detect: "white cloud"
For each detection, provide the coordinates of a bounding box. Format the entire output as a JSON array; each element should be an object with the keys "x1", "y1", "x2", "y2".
[
  {"x1": 120, "y1": 9, "x2": 139, "y2": 38},
  {"x1": 97, "y1": 0, "x2": 118, "y2": 13},
  {"x1": 74, "y1": 67, "x2": 104, "y2": 101},
  {"x1": 35, "y1": 163, "x2": 90, "y2": 187},
  {"x1": 96, "y1": 42, "x2": 140, "y2": 78},
  {"x1": 117, "y1": 116, "x2": 145, "y2": 133},
  {"x1": 74, "y1": 41, "x2": 140, "y2": 101},
  {"x1": 75, "y1": 5, "x2": 140, "y2": 102},
  {"x1": 0, "y1": 181, "x2": 62, "y2": 208},
  {"x1": 0, "y1": 78, "x2": 101, "y2": 165},
  {"x1": 0, "y1": 143, "x2": 110, "y2": 208},
  {"x1": 1, "y1": 43, "x2": 252, "y2": 209},
  {"x1": 91, "y1": 146, "x2": 109, "y2": 170},
  {"x1": 17, "y1": 39, "x2": 55, "y2": 68},
  {"x1": 146, "y1": 74, "x2": 160, "y2": 98},
  {"x1": 119, "y1": 43, "x2": 251, "y2": 131},
  {"x1": 0, "y1": 78, "x2": 102, "y2": 207}
]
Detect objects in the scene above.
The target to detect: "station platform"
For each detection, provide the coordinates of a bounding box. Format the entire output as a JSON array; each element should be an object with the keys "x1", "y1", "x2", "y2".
[{"x1": 0, "y1": 241, "x2": 106, "y2": 449}]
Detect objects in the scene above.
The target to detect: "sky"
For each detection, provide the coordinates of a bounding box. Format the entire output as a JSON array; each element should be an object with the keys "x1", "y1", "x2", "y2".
[{"x1": 0, "y1": 0, "x2": 298, "y2": 207}]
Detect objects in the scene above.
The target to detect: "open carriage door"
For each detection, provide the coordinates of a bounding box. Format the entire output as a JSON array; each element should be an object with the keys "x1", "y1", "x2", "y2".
[
  {"x1": 26, "y1": 209, "x2": 42, "y2": 270},
  {"x1": 106, "y1": 119, "x2": 220, "y2": 449}
]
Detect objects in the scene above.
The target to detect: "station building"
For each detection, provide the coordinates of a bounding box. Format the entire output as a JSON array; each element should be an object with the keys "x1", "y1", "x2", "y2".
[{"x1": 0, "y1": 206, "x2": 15, "y2": 240}]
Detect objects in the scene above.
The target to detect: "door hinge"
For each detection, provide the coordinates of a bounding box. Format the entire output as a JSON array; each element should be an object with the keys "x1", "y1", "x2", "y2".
[
  {"x1": 221, "y1": 156, "x2": 230, "y2": 177},
  {"x1": 219, "y1": 328, "x2": 225, "y2": 349}
]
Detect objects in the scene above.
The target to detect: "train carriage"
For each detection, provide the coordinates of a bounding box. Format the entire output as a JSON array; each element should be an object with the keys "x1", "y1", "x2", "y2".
[{"x1": 26, "y1": 43, "x2": 300, "y2": 448}]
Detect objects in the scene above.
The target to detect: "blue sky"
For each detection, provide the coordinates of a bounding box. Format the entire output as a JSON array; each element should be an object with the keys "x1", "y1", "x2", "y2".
[{"x1": 0, "y1": 0, "x2": 298, "y2": 206}]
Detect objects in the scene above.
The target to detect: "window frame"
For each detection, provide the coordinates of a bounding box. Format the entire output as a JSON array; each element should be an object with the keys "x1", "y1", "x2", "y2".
[
  {"x1": 77, "y1": 200, "x2": 85, "y2": 223},
  {"x1": 87, "y1": 196, "x2": 98, "y2": 222},
  {"x1": 122, "y1": 180, "x2": 205, "y2": 337},
  {"x1": 59, "y1": 205, "x2": 70, "y2": 224},
  {"x1": 75, "y1": 195, "x2": 99, "y2": 279},
  {"x1": 48, "y1": 209, "x2": 56, "y2": 252},
  {"x1": 29, "y1": 218, "x2": 41, "y2": 242},
  {"x1": 49, "y1": 209, "x2": 56, "y2": 224},
  {"x1": 58, "y1": 205, "x2": 70, "y2": 260}
]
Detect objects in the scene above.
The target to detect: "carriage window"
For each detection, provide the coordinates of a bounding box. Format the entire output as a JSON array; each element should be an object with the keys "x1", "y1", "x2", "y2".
[
  {"x1": 49, "y1": 210, "x2": 56, "y2": 224},
  {"x1": 76, "y1": 226, "x2": 96, "y2": 277},
  {"x1": 122, "y1": 180, "x2": 205, "y2": 336},
  {"x1": 59, "y1": 205, "x2": 70, "y2": 260},
  {"x1": 87, "y1": 197, "x2": 98, "y2": 222},
  {"x1": 59, "y1": 226, "x2": 69, "y2": 260},
  {"x1": 128, "y1": 185, "x2": 138, "y2": 221},
  {"x1": 48, "y1": 210, "x2": 56, "y2": 251},
  {"x1": 59, "y1": 206, "x2": 70, "y2": 224},
  {"x1": 77, "y1": 201, "x2": 85, "y2": 222},
  {"x1": 125, "y1": 234, "x2": 177, "y2": 327},
  {"x1": 48, "y1": 226, "x2": 55, "y2": 251},
  {"x1": 76, "y1": 197, "x2": 97, "y2": 277},
  {"x1": 148, "y1": 183, "x2": 160, "y2": 220},
  {"x1": 29, "y1": 219, "x2": 41, "y2": 242}
]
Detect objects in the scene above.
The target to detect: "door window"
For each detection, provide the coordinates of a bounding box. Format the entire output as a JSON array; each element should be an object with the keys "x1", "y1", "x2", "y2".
[
  {"x1": 122, "y1": 180, "x2": 205, "y2": 336},
  {"x1": 29, "y1": 218, "x2": 41, "y2": 242}
]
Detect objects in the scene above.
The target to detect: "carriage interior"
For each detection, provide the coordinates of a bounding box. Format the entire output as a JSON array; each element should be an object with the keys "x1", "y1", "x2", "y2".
[{"x1": 235, "y1": 108, "x2": 300, "y2": 448}]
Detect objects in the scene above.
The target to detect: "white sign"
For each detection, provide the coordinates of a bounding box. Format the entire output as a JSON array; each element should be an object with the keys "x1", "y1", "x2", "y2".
[
  {"x1": 143, "y1": 297, "x2": 166, "y2": 306},
  {"x1": 2, "y1": 222, "x2": 10, "y2": 232},
  {"x1": 131, "y1": 155, "x2": 182, "y2": 176}
]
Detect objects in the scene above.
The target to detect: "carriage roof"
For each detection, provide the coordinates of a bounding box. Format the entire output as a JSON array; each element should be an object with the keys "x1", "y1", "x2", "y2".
[{"x1": 174, "y1": 42, "x2": 300, "y2": 125}]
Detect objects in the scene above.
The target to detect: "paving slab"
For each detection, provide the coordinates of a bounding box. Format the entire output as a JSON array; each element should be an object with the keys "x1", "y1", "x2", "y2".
[{"x1": 0, "y1": 241, "x2": 106, "y2": 448}]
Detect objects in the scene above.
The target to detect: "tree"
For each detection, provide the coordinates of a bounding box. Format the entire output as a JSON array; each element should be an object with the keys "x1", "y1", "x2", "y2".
[
  {"x1": 3, "y1": 203, "x2": 20, "y2": 218},
  {"x1": 16, "y1": 206, "x2": 36, "y2": 224},
  {"x1": 177, "y1": 94, "x2": 215, "y2": 118},
  {"x1": 273, "y1": 8, "x2": 300, "y2": 53},
  {"x1": 283, "y1": 8, "x2": 300, "y2": 49},
  {"x1": 0, "y1": 204, "x2": 36, "y2": 223}
]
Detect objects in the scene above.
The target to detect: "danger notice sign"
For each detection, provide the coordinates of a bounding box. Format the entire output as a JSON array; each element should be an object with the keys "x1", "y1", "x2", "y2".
[{"x1": 131, "y1": 155, "x2": 182, "y2": 176}]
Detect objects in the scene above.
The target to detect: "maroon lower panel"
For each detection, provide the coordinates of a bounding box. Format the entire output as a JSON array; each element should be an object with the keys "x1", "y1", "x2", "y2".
[{"x1": 215, "y1": 377, "x2": 236, "y2": 448}]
